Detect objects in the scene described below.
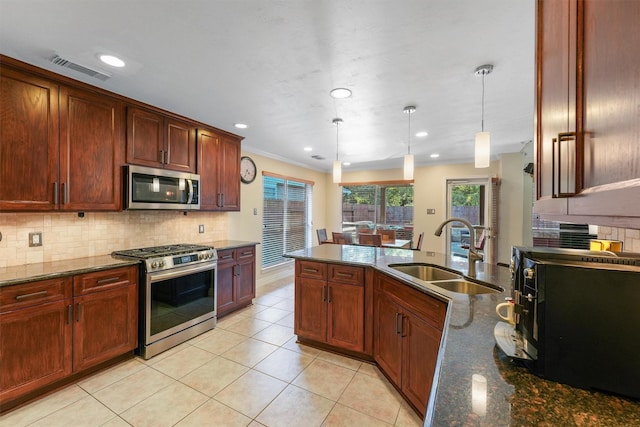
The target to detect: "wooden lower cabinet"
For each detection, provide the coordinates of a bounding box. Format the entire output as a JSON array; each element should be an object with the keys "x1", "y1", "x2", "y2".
[
  {"x1": 374, "y1": 272, "x2": 445, "y2": 417},
  {"x1": 0, "y1": 278, "x2": 73, "y2": 404},
  {"x1": 0, "y1": 266, "x2": 138, "y2": 410},
  {"x1": 216, "y1": 245, "x2": 256, "y2": 317},
  {"x1": 294, "y1": 261, "x2": 366, "y2": 353}
]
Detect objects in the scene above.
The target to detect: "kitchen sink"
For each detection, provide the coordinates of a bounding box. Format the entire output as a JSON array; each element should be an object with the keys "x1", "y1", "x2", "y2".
[
  {"x1": 388, "y1": 263, "x2": 502, "y2": 295},
  {"x1": 429, "y1": 280, "x2": 501, "y2": 295},
  {"x1": 388, "y1": 264, "x2": 462, "y2": 281}
]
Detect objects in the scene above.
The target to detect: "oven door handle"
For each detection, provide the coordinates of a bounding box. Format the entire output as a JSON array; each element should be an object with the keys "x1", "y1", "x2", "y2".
[{"x1": 148, "y1": 261, "x2": 216, "y2": 283}]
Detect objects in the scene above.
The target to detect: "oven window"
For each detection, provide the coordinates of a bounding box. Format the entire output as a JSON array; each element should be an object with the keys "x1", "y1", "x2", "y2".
[{"x1": 150, "y1": 270, "x2": 214, "y2": 336}]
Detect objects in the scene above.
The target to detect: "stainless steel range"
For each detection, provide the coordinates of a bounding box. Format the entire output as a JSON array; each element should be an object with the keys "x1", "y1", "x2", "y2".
[{"x1": 112, "y1": 244, "x2": 217, "y2": 359}]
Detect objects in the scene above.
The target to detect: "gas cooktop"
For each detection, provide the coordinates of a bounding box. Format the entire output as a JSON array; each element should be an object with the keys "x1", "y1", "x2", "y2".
[{"x1": 112, "y1": 243, "x2": 214, "y2": 259}]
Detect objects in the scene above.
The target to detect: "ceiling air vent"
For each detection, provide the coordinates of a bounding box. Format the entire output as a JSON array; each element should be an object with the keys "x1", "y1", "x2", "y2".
[
  {"x1": 50, "y1": 55, "x2": 111, "y2": 81},
  {"x1": 311, "y1": 155, "x2": 326, "y2": 160}
]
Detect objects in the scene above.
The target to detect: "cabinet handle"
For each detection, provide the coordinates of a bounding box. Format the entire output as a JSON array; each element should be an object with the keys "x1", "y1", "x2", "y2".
[
  {"x1": 220, "y1": 193, "x2": 225, "y2": 207},
  {"x1": 76, "y1": 303, "x2": 82, "y2": 322},
  {"x1": 303, "y1": 268, "x2": 319, "y2": 273},
  {"x1": 67, "y1": 304, "x2": 73, "y2": 325},
  {"x1": 395, "y1": 312, "x2": 402, "y2": 335},
  {"x1": 62, "y1": 183, "x2": 68, "y2": 204},
  {"x1": 400, "y1": 315, "x2": 406, "y2": 338},
  {"x1": 97, "y1": 276, "x2": 120, "y2": 285},
  {"x1": 165, "y1": 149, "x2": 170, "y2": 165},
  {"x1": 53, "y1": 182, "x2": 59, "y2": 204},
  {"x1": 217, "y1": 193, "x2": 222, "y2": 207},
  {"x1": 552, "y1": 132, "x2": 578, "y2": 198},
  {"x1": 221, "y1": 254, "x2": 233, "y2": 260},
  {"x1": 160, "y1": 150, "x2": 165, "y2": 164},
  {"x1": 15, "y1": 290, "x2": 48, "y2": 300},
  {"x1": 336, "y1": 272, "x2": 353, "y2": 278},
  {"x1": 322, "y1": 286, "x2": 327, "y2": 302},
  {"x1": 327, "y1": 286, "x2": 332, "y2": 303}
]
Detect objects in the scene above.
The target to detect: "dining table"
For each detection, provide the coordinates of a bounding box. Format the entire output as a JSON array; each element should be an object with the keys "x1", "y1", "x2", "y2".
[{"x1": 381, "y1": 238, "x2": 412, "y2": 249}]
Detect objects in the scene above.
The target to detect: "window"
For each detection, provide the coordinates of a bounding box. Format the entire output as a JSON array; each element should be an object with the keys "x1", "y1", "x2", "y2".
[
  {"x1": 341, "y1": 183, "x2": 414, "y2": 241},
  {"x1": 262, "y1": 174, "x2": 313, "y2": 268}
]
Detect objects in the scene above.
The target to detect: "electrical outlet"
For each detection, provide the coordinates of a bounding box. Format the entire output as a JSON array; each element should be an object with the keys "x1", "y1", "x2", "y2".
[
  {"x1": 253, "y1": 208, "x2": 258, "y2": 215},
  {"x1": 199, "y1": 224, "x2": 205, "y2": 233},
  {"x1": 427, "y1": 209, "x2": 436, "y2": 214},
  {"x1": 29, "y1": 232, "x2": 42, "y2": 247}
]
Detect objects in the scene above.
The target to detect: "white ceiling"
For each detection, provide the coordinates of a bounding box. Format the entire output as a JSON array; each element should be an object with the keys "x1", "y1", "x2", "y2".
[{"x1": 0, "y1": 0, "x2": 535, "y2": 173}]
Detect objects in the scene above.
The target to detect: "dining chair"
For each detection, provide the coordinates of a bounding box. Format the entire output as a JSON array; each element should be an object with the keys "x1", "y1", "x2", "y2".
[
  {"x1": 358, "y1": 233, "x2": 382, "y2": 247},
  {"x1": 461, "y1": 228, "x2": 486, "y2": 252},
  {"x1": 316, "y1": 228, "x2": 331, "y2": 244},
  {"x1": 332, "y1": 232, "x2": 353, "y2": 244},
  {"x1": 376, "y1": 228, "x2": 396, "y2": 242},
  {"x1": 412, "y1": 232, "x2": 424, "y2": 251}
]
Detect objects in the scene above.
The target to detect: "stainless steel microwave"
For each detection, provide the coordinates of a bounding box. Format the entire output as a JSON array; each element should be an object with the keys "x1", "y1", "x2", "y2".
[{"x1": 124, "y1": 165, "x2": 200, "y2": 210}]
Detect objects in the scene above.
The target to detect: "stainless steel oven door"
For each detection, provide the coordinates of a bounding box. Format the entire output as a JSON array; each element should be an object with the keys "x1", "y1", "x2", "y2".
[{"x1": 145, "y1": 261, "x2": 217, "y2": 346}]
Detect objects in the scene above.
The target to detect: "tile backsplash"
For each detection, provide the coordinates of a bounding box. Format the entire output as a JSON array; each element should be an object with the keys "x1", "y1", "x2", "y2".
[
  {"x1": 0, "y1": 211, "x2": 228, "y2": 268},
  {"x1": 597, "y1": 226, "x2": 640, "y2": 252}
]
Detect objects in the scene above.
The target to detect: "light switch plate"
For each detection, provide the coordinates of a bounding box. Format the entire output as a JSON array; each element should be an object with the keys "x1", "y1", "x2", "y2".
[
  {"x1": 29, "y1": 232, "x2": 42, "y2": 247},
  {"x1": 198, "y1": 224, "x2": 205, "y2": 233},
  {"x1": 427, "y1": 209, "x2": 436, "y2": 214}
]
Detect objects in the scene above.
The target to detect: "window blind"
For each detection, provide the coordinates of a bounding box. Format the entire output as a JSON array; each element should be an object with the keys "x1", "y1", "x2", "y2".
[{"x1": 262, "y1": 175, "x2": 313, "y2": 268}]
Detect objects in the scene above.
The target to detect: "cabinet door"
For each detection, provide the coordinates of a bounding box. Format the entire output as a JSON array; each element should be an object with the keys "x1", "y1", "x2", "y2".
[
  {"x1": 126, "y1": 107, "x2": 164, "y2": 169},
  {"x1": 216, "y1": 250, "x2": 237, "y2": 317},
  {"x1": 59, "y1": 86, "x2": 124, "y2": 211},
  {"x1": 294, "y1": 277, "x2": 327, "y2": 343},
  {"x1": 402, "y1": 308, "x2": 442, "y2": 417},
  {"x1": 534, "y1": 0, "x2": 577, "y2": 213},
  {"x1": 0, "y1": 67, "x2": 59, "y2": 211},
  {"x1": 218, "y1": 136, "x2": 241, "y2": 211},
  {"x1": 327, "y1": 282, "x2": 364, "y2": 352},
  {"x1": 236, "y1": 246, "x2": 256, "y2": 307},
  {"x1": 373, "y1": 290, "x2": 402, "y2": 385},
  {"x1": 165, "y1": 118, "x2": 196, "y2": 173},
  {"x1": 0, "y1": 299, "x2": 72, "y2": 403},
  {"x1": 196, "y1": 129, "x2": 222, "y2": 210},
  {"x1": 73, "y1": 284, "x2": 137, "y2": 372}
]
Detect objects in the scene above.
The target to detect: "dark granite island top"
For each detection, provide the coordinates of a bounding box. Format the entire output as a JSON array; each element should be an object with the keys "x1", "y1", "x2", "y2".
[{"x1": 285, "y1": 244, "x2": 640, "y2": 426}]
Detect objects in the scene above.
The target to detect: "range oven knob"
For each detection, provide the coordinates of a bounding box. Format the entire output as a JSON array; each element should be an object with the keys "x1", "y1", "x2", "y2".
[
  {"x1": 158, "y1": 260, "x2": 165, "y2": 267},
  {"x1": 151, "y1": 261, "x2": 158, "y2": 269},
  {"x1": 198, "y1": 254, "x2": 204, "y2": 260}
]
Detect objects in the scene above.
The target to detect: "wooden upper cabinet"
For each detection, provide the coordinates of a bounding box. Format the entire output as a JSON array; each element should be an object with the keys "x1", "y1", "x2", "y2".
[
  {"x1": 197, "y1": 129, "x2": 241, "y2": 211},
  {"x1": 59, "y1": 86, "x2": 124, "y2": 211},
  {"x1": 0, "y1": 66, "x2": 59, "y2": 211},
  {"x1": 126, "y1": 107, "x2": 196, "y2": 173},
  {"x1": 535, "y1": 0, "x2": 640, "y2": 227}
]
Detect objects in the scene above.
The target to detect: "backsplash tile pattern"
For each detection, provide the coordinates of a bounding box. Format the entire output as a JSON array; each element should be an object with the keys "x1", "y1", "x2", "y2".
[
  {"x1": 597, "y1": 226, "x2": 640, "y2": 252},
  {"x1": 0, "y1": 212, "x2": 227, "y2": 268}
]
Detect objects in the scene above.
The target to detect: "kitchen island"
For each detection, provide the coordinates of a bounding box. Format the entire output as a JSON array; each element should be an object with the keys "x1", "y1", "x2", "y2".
[{"x1": 285, "y1": 244, "x2": 640, "y2": 426}]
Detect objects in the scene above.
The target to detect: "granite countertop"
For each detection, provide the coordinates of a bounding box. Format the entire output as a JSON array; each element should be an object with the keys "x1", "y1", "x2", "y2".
[
  {"x1": 0, "y1": 255, "x2": 139, "y2": 287},
  {"x1": 209, "y1": 240, "x2": 260, "y2": 250},
  {"x1": 285, "y1": 245, "x2": 640, "y2": 426}
]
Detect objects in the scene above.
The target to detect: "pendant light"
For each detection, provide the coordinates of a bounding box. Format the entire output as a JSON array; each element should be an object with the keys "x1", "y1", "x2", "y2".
[
  {"x1": 332, "y1": 118, "x2": 343, "y2": 183},
  {"x1": 403, "y1": 106, "x2": 416, "y2": 180},
  {"x1": 474, "y1": 64, "x2": 493, "y2": 168}
]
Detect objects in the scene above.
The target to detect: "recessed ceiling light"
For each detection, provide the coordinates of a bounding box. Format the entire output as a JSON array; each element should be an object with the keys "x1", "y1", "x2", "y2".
[
  {"x1": 304, "y1": 147, "x2": 312, "y2": 152},
  {"x1": 416, "y1": 131, "x2": 428, "y2": 137},
  {"x1": 430, "y1": 153, "x2": 440, "y2": 158},
  {"x1": 234, "y1": 123, "x2": 248, "y2": 129},
  {"x1": 342, "y1": 161, "x2": 351, "y2": 166},
  {"x1": 99, "y1": 54, "x2": 125, "y2": 67},
  {"x1": 330, "y1": 88, "x2": 352, "y2": 99}
]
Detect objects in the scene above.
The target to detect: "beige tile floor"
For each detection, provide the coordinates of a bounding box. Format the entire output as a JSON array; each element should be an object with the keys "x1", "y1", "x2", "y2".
[{"x1": 0, "y1": 276, "x2": 423, "y2": 427}]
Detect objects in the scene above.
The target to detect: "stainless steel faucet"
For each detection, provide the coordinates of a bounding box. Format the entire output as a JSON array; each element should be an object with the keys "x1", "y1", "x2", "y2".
[{"x1": 434, "y1": 217, "x2": 483, "y2": 277}]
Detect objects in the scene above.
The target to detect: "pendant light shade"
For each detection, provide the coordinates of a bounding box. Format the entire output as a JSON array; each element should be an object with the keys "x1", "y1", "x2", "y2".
[
  {"x1": 332, "y1": 118, "x2": 343, "y2": 183},
  {"x1": 403, "y1": 106, "x2": 416, "y2": 180},
  {"x1": 474, "y1": 64, "x2": 493, "y2": 168},
  {"x1": 475, "y1": 131, "x2": 490, "y2": 168}
]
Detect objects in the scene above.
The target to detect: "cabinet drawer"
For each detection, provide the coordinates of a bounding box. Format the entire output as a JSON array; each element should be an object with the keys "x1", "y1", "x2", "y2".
[
  {"x1": 329, "y1": 265, "x2": 364, "y2": 286},
  {"x1": 73, "y1": 266, "x2": 136, "y2": 296},
  {"x1": 1, "y1": 277, "x2": 72, "y2": 312},
  {"x1": 376, "y1": 273, "x2": 446, "y2": 330},
  {"x1": 217, "y1": 249, "x2": 236, "y2": 265},
  {"x1": 296, "y1": 261, "x2": 327, "y2": 280},
  {"x1": 237, "y1": 245, "x2": 255, "y2": 260}
]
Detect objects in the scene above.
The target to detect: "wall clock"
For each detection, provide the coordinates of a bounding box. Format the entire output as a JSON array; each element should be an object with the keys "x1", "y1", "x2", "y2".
[{"x1": 240, "y1": 156, "x2": 257, "y2": 184}]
